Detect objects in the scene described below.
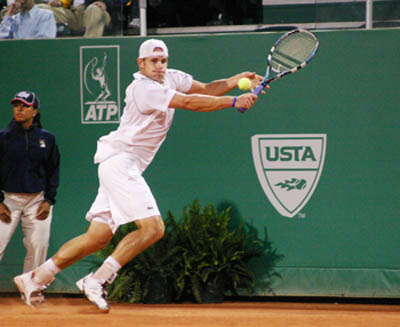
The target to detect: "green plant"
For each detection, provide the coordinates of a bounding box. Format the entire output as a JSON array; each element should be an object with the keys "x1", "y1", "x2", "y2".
[
  {"x1": 93, "y1": 199, "x2": 283, "y2": 304},
  {"x1": 169, "y1": 199, "x2": 277, "y2": 303},
  {"x1": 93, "y1": 216, "x2": 182, "y2": 303}
]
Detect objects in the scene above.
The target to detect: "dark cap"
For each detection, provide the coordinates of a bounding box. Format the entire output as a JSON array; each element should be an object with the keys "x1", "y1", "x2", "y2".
[{"x1": 10, "y1": 91, "x2": 40, "y2": 109}]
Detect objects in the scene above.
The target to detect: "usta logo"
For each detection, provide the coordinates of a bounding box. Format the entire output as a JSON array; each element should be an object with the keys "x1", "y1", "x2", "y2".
[
  {"x1": 252, "y1": 134, "x2": 327, "y2": 218},
  {"x1": 266, "y1": 146, "x2": 316, "y2": 162}
]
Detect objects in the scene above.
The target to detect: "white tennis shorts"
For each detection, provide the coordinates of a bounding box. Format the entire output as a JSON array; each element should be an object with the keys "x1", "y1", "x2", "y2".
[{"x1": 85, "y1": 154, "x2": 160, "y2": 233}]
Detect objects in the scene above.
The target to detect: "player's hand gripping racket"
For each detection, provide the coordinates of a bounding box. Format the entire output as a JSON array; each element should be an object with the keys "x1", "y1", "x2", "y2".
[{"x1": 238, "y1": 28, "x2": 319, "y2": 113}]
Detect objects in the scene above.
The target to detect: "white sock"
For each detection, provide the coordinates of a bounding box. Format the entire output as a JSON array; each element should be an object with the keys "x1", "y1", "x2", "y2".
[
  {"x1": 92, "y1": 256, "x2": 121, "y2": 283},
  {"x1": 32, "y1": 258, "x2": 61, "y2": 285}
]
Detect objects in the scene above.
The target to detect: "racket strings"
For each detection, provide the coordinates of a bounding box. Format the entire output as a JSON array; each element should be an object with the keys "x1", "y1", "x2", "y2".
[{"x1": 271, "y1": 32, "x2": 317, "y2": 73}]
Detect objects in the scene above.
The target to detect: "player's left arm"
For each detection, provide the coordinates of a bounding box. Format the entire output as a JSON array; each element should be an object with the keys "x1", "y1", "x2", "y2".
[
  {"x1": 169, "y1": 92, "x2": 257, "y2": 112},
  {"x1": 186, "y1": 72, "x2": 264, "y2": 96}
]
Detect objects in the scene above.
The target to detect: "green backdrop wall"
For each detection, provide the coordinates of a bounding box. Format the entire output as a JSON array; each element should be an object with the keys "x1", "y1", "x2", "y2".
[{"x1": 0, "y1": 28, "x2": 399, "y2": 297}]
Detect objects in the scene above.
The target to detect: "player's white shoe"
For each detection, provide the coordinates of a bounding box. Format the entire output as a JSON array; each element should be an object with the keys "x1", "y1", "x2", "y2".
[
  {"x1": 21, "y1": 291, "x2": 45, "y2": 305},
  {"x1": 14, "y1": 272, "x2": 46, "y2": 307},
  {"x1": 76, "y1": 273, "x2": 110, "y2": 312}
]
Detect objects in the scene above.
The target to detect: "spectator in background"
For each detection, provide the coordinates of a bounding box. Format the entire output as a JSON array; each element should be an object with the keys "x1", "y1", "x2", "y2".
[
  {"x1": 0, "y1": 91, "x2": 60, "y2": 304},
  {"x1": 206, "y1": 0, "x2": 261, "y2": 26},
  {"x1": 126, "y1": 0, "x2": 139, "y2": 29},
  {"x1": 84, "y1": 0, "x2": 111, "y2": 36},
  {"x1": 38, "y1": 0, "x2": 111, "y2": 37},
  {"x1": 0, "y1": 0, "x2": 56, "y2": 38}
]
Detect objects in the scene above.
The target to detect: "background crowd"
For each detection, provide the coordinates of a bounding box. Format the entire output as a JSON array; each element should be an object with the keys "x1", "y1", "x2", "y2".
[{"x1": 0, "y1": 0, "x2": 262, "y2": 38}]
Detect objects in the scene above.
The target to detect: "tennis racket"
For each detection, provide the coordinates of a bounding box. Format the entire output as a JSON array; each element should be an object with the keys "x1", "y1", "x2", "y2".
[{"x1": 238, "y1": 28, "x2": 319, "y2": 113}]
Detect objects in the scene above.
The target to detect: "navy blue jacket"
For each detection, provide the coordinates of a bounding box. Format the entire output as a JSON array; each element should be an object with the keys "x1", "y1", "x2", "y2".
[{"x1": 0, "y1": 120, "x2": 60, "y2": 204}]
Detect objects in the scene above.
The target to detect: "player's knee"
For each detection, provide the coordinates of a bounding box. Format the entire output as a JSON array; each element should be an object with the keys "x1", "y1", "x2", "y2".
[
  {"x1": 153, "y1": 219, "x2": 165, "y2": 242},
  {"x1": 85, "y1": 221, "x2": 113, "y2": 250},
  {"x1": 92, "y1": 236, "x2": 110, "y2": 250},
  {"x1": 143, "y1": 217, "x2": 165, "y2": 243},
  {"x1": 85, "y1": 231, "x2": 112, "y2": 251}
]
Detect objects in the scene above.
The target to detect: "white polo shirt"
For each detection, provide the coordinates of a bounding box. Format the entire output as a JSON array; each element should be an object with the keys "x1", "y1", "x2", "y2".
[{"x1": 94, "y1": 69, "x2": 193, "y2": 173}]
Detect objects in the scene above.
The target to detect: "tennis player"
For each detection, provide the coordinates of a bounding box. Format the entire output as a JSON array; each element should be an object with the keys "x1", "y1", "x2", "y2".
[{"x1": 14, "y1": 39, "x2": 265, "y2": 311}]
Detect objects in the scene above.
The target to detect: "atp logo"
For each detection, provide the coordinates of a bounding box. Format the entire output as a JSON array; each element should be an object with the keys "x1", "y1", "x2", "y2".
[
  {"x1": 252, "y1": 134, "x2": 327, "y2": 218},
  {"x1": 80, "y1": 46, "x2": 121, "y2": 124}
]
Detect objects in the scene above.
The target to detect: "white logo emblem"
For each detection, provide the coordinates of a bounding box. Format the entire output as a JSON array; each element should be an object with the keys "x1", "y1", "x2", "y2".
[
  {"x1": 80, "y1": 46, "x2": 121, "y2": 124},
  {"x1": 18, "y1": 91, "x2": 31, "y2": 98},
  {"x1": 252, "y1": 134, "x2": 327, "y2": 218}
]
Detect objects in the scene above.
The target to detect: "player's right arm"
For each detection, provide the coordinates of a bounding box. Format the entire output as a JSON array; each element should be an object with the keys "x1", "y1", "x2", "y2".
[{"x1": 169, "y1": 92, "x2": 257, "y2": 112}]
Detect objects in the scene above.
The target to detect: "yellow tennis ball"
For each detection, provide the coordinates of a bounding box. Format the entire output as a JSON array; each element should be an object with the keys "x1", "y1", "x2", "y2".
[{"x1": 238, "y1": 77, "x2": 251, "y2": 91}]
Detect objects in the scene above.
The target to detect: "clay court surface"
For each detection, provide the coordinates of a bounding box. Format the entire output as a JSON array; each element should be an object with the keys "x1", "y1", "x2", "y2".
[{"x1": 1, "y1": 296, "x2": 400, "y2": 327}]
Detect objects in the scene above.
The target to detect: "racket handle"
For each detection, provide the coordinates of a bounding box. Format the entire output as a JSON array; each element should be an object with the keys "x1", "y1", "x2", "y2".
[{"x1": 237, "y1": 84, "x2": 264, "y2": 113}]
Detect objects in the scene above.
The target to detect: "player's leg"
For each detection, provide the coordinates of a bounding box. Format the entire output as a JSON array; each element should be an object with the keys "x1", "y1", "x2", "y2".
[
  {"x1": 52, "y1": 220, "x2": 113, "y2": 269},
  {"x1": 108, "y1": 215, "x2": 164, "y2": 267},
  {"x1": 14, "y1": 221, "x2": 113, "y2": 306},
  {"x1": 90, "y1": 214, "x2": 164, "y2": 282},
  {"x1": 93, "y1": 155, "x2": 165, "y2": 271},
  {"x1": 76, "y1": 155, "x2": 165, "y2": 311},
  {"x1": 75, "y1": 215, "x2": 164, "y2": 312},
  {"x1": 32, "y1": 180, "x2": 113, "y2": 282},
  {"x1": 34, "y1": 220, "x2": 113, "y2": 283}
]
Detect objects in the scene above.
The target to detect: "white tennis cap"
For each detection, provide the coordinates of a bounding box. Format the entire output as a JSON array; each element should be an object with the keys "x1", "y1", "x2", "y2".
[{"x1": 138, "y1": 39, "x2": 169, "y2": 58}]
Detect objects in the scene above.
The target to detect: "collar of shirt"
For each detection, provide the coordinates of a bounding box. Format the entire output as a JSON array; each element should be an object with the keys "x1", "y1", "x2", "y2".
[
  {"x1": 134, "y1": 71, "x2": 168, "y2": 86},
  {"x1": 134, "y1": 72, "x2": 149, "y2": 81}
]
